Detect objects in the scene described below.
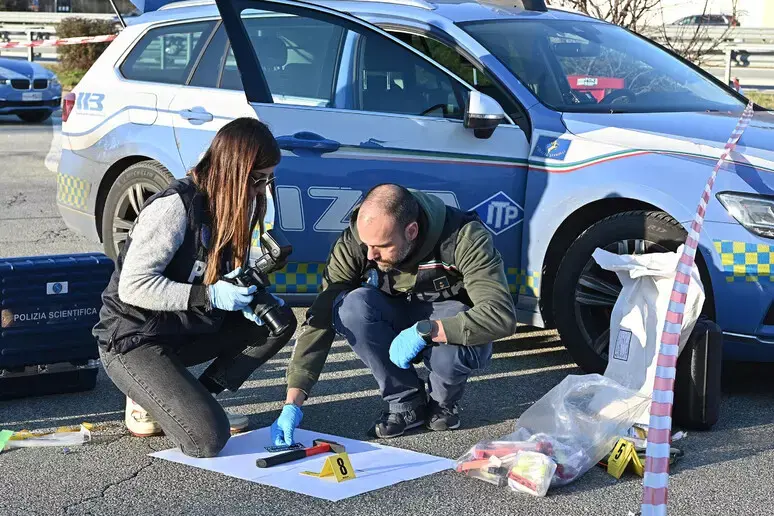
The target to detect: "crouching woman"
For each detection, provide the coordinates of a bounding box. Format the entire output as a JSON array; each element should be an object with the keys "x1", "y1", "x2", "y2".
[{"x1": 93, "y1": 118, "x2": 296, "y2": 457}]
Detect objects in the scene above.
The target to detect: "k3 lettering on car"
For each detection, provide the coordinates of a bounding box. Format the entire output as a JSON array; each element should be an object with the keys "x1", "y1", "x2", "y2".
[{"x1": 57, "y1": 0, "x2": 774, "y2": 369}]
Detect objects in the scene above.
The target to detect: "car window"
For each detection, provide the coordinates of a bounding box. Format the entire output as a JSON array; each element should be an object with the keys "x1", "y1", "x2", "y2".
[
  {"x1": 121, "y1": 21, "x2": 215, "y2": 85},
  {"x1": 463, "y1": 19, "x2": 743, "y2": 114},
  {"x1": 222, "y1": 12, "x2": 344, "y2": 107},
  {"x1": 393, "y1": 32, "x2": 524, "y2": 127},
  {"x1": 189, "y1": 23, "x2": 228, "y2": 89},
  {"x1": 353, "y1": 31, "x2": 464, "y2": 119}
]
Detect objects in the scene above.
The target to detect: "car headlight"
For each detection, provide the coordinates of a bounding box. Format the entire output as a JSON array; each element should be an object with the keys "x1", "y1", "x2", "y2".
[
  {"x1": 49, "y1": 76, "x2": 60, "y2": 87},
  {"x1": 717, "y1": 192, "x2": 774, "y2": 238},
  {"x1": 0, "y1": 78, "x2": 8, "y2": 86}
]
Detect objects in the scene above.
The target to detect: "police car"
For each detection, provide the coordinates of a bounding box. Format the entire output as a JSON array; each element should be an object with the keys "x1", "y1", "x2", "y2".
[
  {"x1": 0, "y1": 57, "x2": 62, "y2": 122},
  {"x1": 58, "y1": 0, "x2": 774, "y2": 370}
]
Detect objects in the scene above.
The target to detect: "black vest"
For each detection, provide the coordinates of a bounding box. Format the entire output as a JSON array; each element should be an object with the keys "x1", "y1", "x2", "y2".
[
  {"x1": 93, "y1": 178, "x2": 227, "y2": 353},
  {"x1": 362, "y1": 206, "x2": 479, "y2": 305}
]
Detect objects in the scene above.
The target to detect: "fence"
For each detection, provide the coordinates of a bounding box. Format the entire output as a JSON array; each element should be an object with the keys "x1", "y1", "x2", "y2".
[{"x1": 0, "y1": 12, "x2": 118, "y2": 62}]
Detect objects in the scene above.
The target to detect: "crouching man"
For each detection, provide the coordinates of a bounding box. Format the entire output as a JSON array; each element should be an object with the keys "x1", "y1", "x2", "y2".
[{"x1": 271, "y1": 183, "x2": 517, "y2": 441}]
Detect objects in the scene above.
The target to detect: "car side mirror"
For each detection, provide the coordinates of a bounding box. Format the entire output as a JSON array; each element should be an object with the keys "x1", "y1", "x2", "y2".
[{"x1": 464, "y1": 91, "x2": 506, "y2": 139}]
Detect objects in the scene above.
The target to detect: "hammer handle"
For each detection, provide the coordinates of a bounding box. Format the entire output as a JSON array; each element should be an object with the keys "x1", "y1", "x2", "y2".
[{"x1": 256, "y1": 443, "x2": 331, "y2": 468}]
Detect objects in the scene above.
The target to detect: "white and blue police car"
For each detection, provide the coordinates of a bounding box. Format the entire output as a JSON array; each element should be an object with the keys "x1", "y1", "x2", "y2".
[
  {"x1": 0, "y1": 57, "x2": 62, "y2": 123},
  {"x1": 57, "y1": 0, "x2": 774, "y2": 370}
]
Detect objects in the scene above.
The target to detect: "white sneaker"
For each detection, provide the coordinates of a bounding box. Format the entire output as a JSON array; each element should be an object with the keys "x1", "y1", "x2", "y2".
[{"x1": 125, "y1": 397, "x2": 163, "y2": 437}]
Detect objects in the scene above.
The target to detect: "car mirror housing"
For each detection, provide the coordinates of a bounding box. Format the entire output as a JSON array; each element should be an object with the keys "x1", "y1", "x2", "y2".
[{"x1": 464, "y1": 90, "x2": 506, "y2": 139}]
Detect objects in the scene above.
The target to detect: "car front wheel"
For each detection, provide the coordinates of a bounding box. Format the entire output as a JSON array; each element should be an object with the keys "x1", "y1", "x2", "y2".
[
  {"x1": 101, "y1": 160, "x2": 173, "y2": 260},
  {"x1": 552, "y1": 210, "x2": 690, "y2": 373}
]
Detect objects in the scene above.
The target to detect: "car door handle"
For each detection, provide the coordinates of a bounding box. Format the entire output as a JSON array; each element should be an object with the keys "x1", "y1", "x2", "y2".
[
  {"x1": 276, "y1": 132, "x2": 340, "y2": 154},
  {"x1": 179, "y1": 107, "x2": 213, "y2": 124}
]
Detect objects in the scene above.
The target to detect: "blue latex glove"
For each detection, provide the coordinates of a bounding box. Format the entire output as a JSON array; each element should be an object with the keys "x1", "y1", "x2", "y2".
[
  {"x1": 271, "y1": 404, "x2": 303, "y2": 446},
  {"x1": 389, "y1": 323, "x2": 427, "y2": 369},
  {"x1": 241, "y1": 294, "x2": 285, "y2": 325},
  {"x1": 207, "y1": 267, "x2": 257, "y2": 311}
]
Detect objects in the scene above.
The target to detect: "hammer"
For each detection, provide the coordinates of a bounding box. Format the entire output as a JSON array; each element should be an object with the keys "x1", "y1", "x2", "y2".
[{"x1": 256, "y1": 438, "x2": 345, "y2": 468}]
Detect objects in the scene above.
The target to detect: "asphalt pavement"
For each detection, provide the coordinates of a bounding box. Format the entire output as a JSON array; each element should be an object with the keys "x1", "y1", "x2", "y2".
[{"x1": 1, "y1": 114, "x2": 774, "y2": 516}]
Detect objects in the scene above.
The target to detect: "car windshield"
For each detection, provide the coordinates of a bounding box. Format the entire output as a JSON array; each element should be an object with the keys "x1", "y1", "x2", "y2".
[{"x1": 461, "y1": 19, "x2": 744, "y2": 114}]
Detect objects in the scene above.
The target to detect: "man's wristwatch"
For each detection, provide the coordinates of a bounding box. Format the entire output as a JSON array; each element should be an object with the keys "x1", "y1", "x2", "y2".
[{"x1": 416, "y1": 320, "x2": 436, "y2": 346}]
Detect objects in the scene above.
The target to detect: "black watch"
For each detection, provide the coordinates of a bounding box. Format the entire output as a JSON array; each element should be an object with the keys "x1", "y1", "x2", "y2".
[{"x1": 416, "y1": 320, "x2": 435, "y2": 345}]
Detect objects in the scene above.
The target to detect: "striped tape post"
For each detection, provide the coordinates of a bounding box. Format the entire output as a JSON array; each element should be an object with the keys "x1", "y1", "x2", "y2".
[
  {"x1": 0, "y1": 34, "x2": 117, "y2": 49},
  {"x1": 640, "y1": 101, "x2": 755, "y2": 516}
]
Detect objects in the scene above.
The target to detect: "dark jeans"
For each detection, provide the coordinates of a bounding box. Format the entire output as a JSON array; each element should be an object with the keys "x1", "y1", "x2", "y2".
[
  {"x1": 333, "y1": 287, "x2": 492, "y2": 412},
  {"x1": 99, "y1": 307, "x2": 296, "y2": 458}
]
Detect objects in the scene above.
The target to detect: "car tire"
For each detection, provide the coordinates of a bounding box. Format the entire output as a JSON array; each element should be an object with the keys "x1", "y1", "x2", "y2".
[
  {"x1": 552, "y1": 210, "x2": 688, "y2": 374},
  {"x1": 17, "y1": 110, "x2": 51, "y2": 123},
  {"x1": 101, "y1": 160, "x2": 173, "y2": 260}
]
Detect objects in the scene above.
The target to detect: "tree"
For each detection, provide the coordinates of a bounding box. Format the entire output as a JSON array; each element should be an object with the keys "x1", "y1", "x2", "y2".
[
  {"x1": 546, "y1": 0, "x2": 660, "y2": 33},
  {"x1": 656, "y1": 0, "x2": 741, "y2": 67},
  {"x1": 547, "y1": 0, "x2": 741, "y2": 67}
]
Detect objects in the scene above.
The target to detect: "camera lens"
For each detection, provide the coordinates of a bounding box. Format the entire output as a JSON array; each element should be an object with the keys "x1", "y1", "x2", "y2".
[{"x1": 259, "y1": 305, "x2": 289, "y2": 336}]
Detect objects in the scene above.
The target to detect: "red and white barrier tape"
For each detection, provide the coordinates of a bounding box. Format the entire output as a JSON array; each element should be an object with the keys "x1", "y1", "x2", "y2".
[
  {"x1": 0, "y1": 34, "x2": 116, "y2": 49},
  {"x1": 640, "y1": 101, "x2": 755, "y2": 516}
]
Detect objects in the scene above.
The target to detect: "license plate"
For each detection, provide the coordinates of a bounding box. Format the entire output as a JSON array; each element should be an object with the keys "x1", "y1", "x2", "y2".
[{"x1": 22, "y1": 92, "x2": 42, "y2": 101}]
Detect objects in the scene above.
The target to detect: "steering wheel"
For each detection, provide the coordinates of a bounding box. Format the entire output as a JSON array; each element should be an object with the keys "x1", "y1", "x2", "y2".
[{"x1": 600, "y1": 88, "x2": 637, "y2": 105}]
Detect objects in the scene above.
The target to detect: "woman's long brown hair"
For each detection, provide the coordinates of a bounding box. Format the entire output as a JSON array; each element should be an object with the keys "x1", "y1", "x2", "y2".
[{"x1": 189, "y1": 118, "x2": 281, "y2": 285}]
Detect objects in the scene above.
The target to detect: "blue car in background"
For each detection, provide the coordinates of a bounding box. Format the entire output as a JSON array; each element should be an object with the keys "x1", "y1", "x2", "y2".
[
  {"x1": 0, "y1": 57, "x2": 62, "y2": 123},
  {"x1": 57, "y1": 0, "x2": 774, "y2": 371}
]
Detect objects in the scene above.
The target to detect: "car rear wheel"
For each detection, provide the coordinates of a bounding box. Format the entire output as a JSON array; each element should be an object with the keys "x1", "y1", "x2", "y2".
[
  {"x1": 101, "y1": 160, "x2": 173, "y2": 260},
  {"x1": 552, "y1": 211, "x2": 688, "y2": 373},
  {"x1": 17, "y1": 110, "x2": 51, "y2": 123}
]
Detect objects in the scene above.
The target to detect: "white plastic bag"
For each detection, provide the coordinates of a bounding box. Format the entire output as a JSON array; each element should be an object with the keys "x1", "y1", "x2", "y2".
[{"x1": 592, "y1": 245, "x2": 705, "y2": 425}]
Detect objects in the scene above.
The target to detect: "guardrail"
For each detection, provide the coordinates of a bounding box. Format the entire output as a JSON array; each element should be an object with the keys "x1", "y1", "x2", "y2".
[
  {"x1": 0, "y1": 11, "x2": 116, "y2": 26},
  {"x1": 650, "y1": 26, "x2": 774, "y2": 44},
  {"x1": 0, "y1": 27, "x2": 58, "y2": 62}
]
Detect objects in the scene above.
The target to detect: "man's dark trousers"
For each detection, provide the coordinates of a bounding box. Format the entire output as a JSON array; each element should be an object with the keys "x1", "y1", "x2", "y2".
[{"x1": 333, "y1": 286, "x2": 493, "y2": 412}]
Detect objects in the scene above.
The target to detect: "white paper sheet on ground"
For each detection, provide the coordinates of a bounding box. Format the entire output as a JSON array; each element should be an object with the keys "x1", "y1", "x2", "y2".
[{"x1": 150, "y1": 427, "x2": 455, "y2": 501}]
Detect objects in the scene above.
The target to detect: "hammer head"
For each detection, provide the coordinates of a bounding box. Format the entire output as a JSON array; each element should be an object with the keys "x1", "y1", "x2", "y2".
[{"x1": 313, "y1": 438, "x2": 345, "y2": 453}]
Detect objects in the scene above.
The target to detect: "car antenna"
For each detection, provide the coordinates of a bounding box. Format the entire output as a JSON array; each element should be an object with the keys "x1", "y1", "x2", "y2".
[{"x1": 108, "y1": 0, "x2": 127, "y2": 29}]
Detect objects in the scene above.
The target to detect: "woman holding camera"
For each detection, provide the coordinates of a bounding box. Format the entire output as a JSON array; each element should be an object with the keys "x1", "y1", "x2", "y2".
[{"x1": 93, "y1": 118, "x2": 296, "y2": 458}]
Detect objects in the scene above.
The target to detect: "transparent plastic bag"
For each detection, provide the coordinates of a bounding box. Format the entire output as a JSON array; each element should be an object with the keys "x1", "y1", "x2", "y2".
[
  {"x1": 455, "y1": 374, "x2": 649, "y2": 492},
  {"x1": 3, "y1": 424, "x2": 91, "y2": 449},
  {"x1": 507, "y1": 451, "x2": 556, "y2": 497},
  {"x1": 507, "y1": 374, "x2": 650, "y2": 486}
]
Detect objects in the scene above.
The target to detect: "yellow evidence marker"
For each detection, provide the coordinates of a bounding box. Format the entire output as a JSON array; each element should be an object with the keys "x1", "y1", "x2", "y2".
[
  {"x1": 606, "y1": 438, "x2": 644, "y2": 479},
  {"x1": 300, "y1": 452, "x2": 357, "y2": 482}
]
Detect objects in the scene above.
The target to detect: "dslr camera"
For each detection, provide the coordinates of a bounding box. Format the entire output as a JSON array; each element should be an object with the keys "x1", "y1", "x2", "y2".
[{"x1": 229, "y1": 228, "x2": 293, "y2": 335}]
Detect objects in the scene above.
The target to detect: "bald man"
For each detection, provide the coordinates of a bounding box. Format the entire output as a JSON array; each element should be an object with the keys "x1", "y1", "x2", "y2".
[{"x1": 270, "y1": 184, "x2": 517, "y2": 442}]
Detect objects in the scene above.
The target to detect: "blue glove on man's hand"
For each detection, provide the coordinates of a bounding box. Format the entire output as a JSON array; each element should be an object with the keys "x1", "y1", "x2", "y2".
[
  {"x1": 241, "y1": 294, "x2": 285, "y2": 325},
  {"x1": 389, "y1": 323, "x2": 427, "y2": 369},
  {"x1": 271, "y1": 404, "x2": 303, "y2": 446},
  {"x1": 207, "y1": 267, "x2": 257, "y2": 311}
]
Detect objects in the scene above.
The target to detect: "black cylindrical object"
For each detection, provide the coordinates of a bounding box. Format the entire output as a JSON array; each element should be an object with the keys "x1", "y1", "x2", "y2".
[
  {"x1": 256, "y1": 449, "x2": 308, "y2": 468},
  {"x1": 250, "y1": 289, "x2": 290, "y2": 336}
]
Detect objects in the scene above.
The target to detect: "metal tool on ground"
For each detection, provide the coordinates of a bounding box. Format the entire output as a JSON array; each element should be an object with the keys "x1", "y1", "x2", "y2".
[{"x1": 256, "y1": 438, "x2": 345, "y2": 468}]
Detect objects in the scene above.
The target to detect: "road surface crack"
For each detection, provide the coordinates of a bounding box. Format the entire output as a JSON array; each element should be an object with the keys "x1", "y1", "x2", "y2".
[
  {"x1": 61, "y1": 447, "x2": 155, "y2": 515},
  {"x1": 6, "y1": 192, "x2": 26, "y2": 207}
]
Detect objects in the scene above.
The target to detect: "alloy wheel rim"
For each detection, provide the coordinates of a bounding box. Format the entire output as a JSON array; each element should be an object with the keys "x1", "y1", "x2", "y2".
[
  {"x1": 573, "y1": 238, "x2": 669, "y2": 362},
  {"x1": 111, "y1": 181, "x2": 161, "y2": 257}
]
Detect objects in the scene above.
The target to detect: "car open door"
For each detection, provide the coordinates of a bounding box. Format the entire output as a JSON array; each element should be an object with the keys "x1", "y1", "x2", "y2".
[{"x1": 213, "y1": 0, "x2": 531, "y2": 302}]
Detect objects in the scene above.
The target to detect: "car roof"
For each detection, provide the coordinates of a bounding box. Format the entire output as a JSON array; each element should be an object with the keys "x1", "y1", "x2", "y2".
[{"x1": 133, "y1": 0, "x2": 597, "y2": 26}]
